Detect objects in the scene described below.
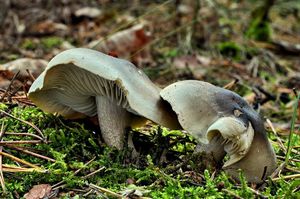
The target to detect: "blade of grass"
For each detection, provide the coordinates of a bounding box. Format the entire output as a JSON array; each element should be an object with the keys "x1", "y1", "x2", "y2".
[{"x1": 285, "y1": 90, "x2": 300, "y2": 164}]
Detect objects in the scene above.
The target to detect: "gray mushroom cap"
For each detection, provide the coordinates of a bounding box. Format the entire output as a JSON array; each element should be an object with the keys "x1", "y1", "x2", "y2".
[
  {"x1": 160, "y1": 80, "x2": 276, "y2": 182},
  {"x1": 29, "y1": 48, "x2": 179, "y2": 129}
]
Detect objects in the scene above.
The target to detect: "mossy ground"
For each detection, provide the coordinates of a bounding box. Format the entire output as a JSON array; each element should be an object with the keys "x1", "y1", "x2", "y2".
[{"x1": 0, "y1": 103, "x2": 299, "y2": 198}]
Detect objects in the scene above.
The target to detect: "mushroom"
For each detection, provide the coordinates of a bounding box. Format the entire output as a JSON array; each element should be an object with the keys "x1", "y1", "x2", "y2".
[
  {"x1": 160, "y1": 80, "x2": 276, "y2": 183},
  {"x1": 29, "y1": 48, "x2": 180, "y2": 151}
]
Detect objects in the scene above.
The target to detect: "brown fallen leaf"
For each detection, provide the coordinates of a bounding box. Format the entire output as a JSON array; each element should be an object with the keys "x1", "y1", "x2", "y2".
[
  {"x1": 87, "y1": 24, "x2": 152, "y2": 66},
  {"x1": 172, "y1": 54, "x2": 210, "y2": 79},
  {"x1": 29, "y1": 20, "x2": 69, "y2": 35},
  {"x1": 24, "y1": 184, "x2": 52, "y2": 199},
  {"x1": 0, "y1": 58, "x2": 47, "y2": 89},
  {"x1": 0, "y1": 58, "x2": 47, "y2": 79}
]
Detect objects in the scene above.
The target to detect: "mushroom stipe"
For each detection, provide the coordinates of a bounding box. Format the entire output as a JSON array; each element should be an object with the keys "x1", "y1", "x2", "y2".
[{"x1": 29, "y1": 48, "x2": 276, "y2": 183}]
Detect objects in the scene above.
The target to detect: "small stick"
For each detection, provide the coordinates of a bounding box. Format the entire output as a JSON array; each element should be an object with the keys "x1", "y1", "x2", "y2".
[
  {"x1": 14, "y1": 99, "x2": 35, "y2": 106},
  {"x1": 0, "y1": 122, "x2": 5, "y2": 140},
  {"x1": 272, "y1": 173, "x2": 300, "y2": 181},
  {"x1": 89, "y1": 183, "x2": 123, "y2": 199},
  {"x1": 223, "y1": 79, "x2": 239, "y2": 90},
  {"x1": 6, "y1": 145, "x2": 55, "y2": 162},
  {"x1": 266, "y1": 119, "x2": 286, "y2": 152},
  {"x1": 285, "y1": 166, "x2": 300, "y2": 173},
  {"x1": 0, "y1": 151, "x2": 40, "y2": 169},
  {"x1": 11, "y1": 96, "x2": 28, "y2": 99},
  {"x1": 52, "y1": 156, "x2": 96, "y2": 189},
  {"x1": 259, "y1": 162, "x2": 286, "y2": 190},
  {"x1": 5, "y1": 132, "x2": 44, "y2": 141},
  {"x1": 26, "y1": 69, "x2": 36, "y2": 81},
  {"x1": 83, "y1": 189, "x2": 94, "y2": 197},
  {"x1": 2, "y1": 166, "x2": 46, "y2": 173},
  {"x1": 74, "y1": 156, "x2": 96, "y2": 175},
  {"x1": 0, "y1": 110, "x2": 45, "y2": 140},
  {"x1": 0, "y1": 140, "x2": 42, "y2": 145},
  {"x1": 222, "y1": 188, "x2": 242, "y2": 199},
  {"x1": 276, "y1": 155, "x2": 300, "y2": 163},
  {"x1": 248, "y1": 187, "x2": 267, "y2": 199},
  {"x1": 0, "y1": 71, "x2": 20, "y2": 101},
  {"x1": 0, "y1": 145, "x2": 5, "y2": 192},
  {"x1": 82, "y1": 167, "x2": 105, "y2": 179},
  {"x1": 271, "y1": 162, "x2": 286, "y2": 179},
  {"x1": 10, "y1": 83, "x2": 25, "y2": 98},
  {"x1": 0, "y1": 122, "x2": 6, "y2": 192},
  {"x1": 292, "y1": 186, "x2": 300, "y2": 193}
]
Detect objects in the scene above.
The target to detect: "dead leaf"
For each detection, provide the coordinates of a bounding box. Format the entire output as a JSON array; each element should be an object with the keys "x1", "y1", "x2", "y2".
[
  {"x1": 24, "y1": 184, "x2": 52, "y2": 199},
  {"x1": 0, "y1": 58, "x2": 47, "y2": 79},
  {"x1": 0, "y1": 58, "x2": 47, "y2": 89},
  {"x1": 87, "y1": 24, "x2": 152, "y2": 66},
  {"x1": 29, "y1": 20, "x2": 68, "y2": 35},
  {"x1": 172, "y1": 54, "x2": 209, "y2": 79}
]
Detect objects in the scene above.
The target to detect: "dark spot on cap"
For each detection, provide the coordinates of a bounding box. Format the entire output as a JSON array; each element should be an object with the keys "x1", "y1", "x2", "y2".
[{"x1": 214, "y1": 87, "x2": 266, "y2": 137}]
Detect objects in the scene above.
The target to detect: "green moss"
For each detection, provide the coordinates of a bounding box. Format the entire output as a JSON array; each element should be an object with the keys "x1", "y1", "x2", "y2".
[
  {"x1": 217, "y1": 41, "x2": 244, "y2": 61},
  {"x1": 0, "y1": 103, "x2": 8, "y2": 111},
  {"x1": 0, "y1": 103, "x2": 298, "y2": 198},
  {"x1": 21, "y1": 39, "x2": 37, "y2": 50},
  {"x1": 41, "y1": 36, "x2": 63, "y2": 49},
  {"x1": 245, "y1": 18, "x2": 272, "y2": 41}
]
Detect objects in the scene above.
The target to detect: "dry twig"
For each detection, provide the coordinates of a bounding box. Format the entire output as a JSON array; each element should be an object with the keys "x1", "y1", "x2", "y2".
[
  {"x1": 0, "y1": 140, "x2": 42, "y2": 145},
  {"x1": 266, "y1": 119, "x2": 287, "y2": 152},
  {"x1": 6, "y1": 145, "x2": 55, "y2": 162},
  {"x1": 5, "y1": 132, "x2": 44, "y2": 141},
  {"x1": 0, "y1": 71, "x2": 20, "y2": 101},
  {"x1": 89, "y1": 183, "x2": 123, "y2": 199},
  {"x1": 82, "y1": 167, "x2": 105, "y2": 179},
  {"x1": 0, "y1": 122, "x2": 6, "y2": 192},
  {"x1": 0, "y1": 151, "x2": 40, "y2": 169},
  {"x1": 52, "y1": 156, "x2": 96, "y2": 190},
  {"x1": 272, "y1": 174, "x2": 300, "y2": 181}
]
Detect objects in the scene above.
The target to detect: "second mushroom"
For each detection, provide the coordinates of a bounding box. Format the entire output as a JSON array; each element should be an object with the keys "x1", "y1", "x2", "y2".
[{"x1": 160, "y1": 80, "x2": 277, "y2": 183}]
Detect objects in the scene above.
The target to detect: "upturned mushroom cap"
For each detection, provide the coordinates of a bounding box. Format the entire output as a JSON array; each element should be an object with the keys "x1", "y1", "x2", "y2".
[
  {"x1": 29, "y1": 48, "x2": 180, "y2": 129},
  {"x1": 160, "y1": 80, "x2": 276, "y2": 183}
]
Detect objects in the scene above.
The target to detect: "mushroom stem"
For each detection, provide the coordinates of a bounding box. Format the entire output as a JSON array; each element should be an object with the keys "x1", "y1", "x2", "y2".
[
  {"x1": 195, "y1": 134, "x2": 226, "y2": 163},
  {"x1": 96, "y1": 96, "x2": 132, "y2": 150}
]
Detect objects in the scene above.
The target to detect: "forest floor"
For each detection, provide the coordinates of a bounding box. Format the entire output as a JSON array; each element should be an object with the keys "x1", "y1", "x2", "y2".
[{"x1": 0, "y1": 0, "x2": 300, "y2": 198}]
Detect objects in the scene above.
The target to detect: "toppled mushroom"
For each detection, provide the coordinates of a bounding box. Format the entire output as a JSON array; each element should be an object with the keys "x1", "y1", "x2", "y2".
[
  {"x1": 160, "y1": 80, "x2": 276, "y2": 183},
  {"x1": 29, "y1": 48, "x2": 180, "y2": 151}
]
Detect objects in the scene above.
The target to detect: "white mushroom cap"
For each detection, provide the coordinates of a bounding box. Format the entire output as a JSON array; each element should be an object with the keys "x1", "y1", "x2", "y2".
[
  {"x1": 160, "y1": 80, "x2": 223, "y2": 143},
  {"x1": 29, "y1": 48, "x2": 179, "y2": 129}
]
